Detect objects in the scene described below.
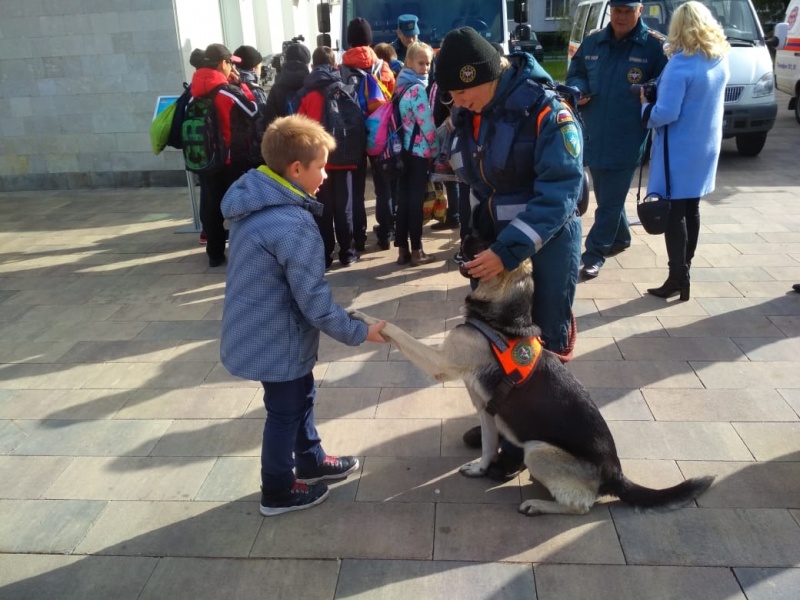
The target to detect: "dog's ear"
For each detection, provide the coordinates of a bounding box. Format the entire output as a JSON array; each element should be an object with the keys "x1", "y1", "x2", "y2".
[{"x1": 462, "y1": 234, "x2": 490, "y2": 261}]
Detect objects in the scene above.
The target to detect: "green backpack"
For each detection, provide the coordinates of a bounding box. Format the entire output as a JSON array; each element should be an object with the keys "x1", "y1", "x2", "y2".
[
  {"x1": 150, "y1": 100, "x2": 176, "y2": 155},
  {"x1": 181, "y1": 86, "x2": 226, "y2": 174}
]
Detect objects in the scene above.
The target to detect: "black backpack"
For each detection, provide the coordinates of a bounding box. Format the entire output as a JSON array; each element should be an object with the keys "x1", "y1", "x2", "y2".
[
  {"x1": 166, "y1": 83, "x2": 192, "y2": 150},
  {"x1": 181, "y1": 86, "x2": 226, "y2": 174},
  {"x1": 321, "y1": 81, "x2": 366, "y2": 167}
]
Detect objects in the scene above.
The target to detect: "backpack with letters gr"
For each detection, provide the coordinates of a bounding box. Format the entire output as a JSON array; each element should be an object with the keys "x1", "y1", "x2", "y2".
[
  {"x1": 181, "y1": 86, "x2": 226, "y2": 174},
  {"x1": 321, "y1": 81, "x2": 367, "y2": 167}
]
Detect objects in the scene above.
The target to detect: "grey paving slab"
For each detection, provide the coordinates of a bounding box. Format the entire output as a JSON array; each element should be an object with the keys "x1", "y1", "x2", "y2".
[
  {"x1": 567, "y1": 360, "x2": 703, "y2": 389},
  {"x1": 0, "y1": 362, "x2": 96, "y2": 390},
  {"x1": 0, "y1": 388, "x2": 135, "y2": 420},
  {"x1": 659, "y1": 314, "x2": 785, "y2": 337},
  {"x1": 642, "y1": 389, "x2": 799, "y2": 422},
  {"x1": 617, "y1": 337, "x2": 747, "y2": 361},
  {"x1": 321, "y1": 361, "x2": 437, "y2": 388},
  {"x1": 434, "y1": 503, "x2": 625, "y2": 564},
  {"x1": 357, "y1": 456, "x2": 520, "y2": 504},
  {"x1": 106, "y1": 303, "x2": 214, "y2": 321},
  {"x1": 534, "y1": 565, "x2": 744, "y2": 600},
  {"x1": 133, "y1": 320, "x2": 221, "y2": 341},
  {"x1": 585, "y1": 388, "x2": 654, "y2": 421},
  {"x1": 115, "y1": 387, "x2": 254, "y2": 419},
  {"x1": 0, "y1": 554, "x2": 157, "y2": 600},
  {"x1": 681, "y1": 461, "x2": 800, "y2": 509},
  {"x1": 734, "y1": 568, "x2": 800, "y2": 600},
  {"x1": 149, "y1": 419, "x2": 262, "y2": 457},
  {"x1": 732, "y1": 423, "x2": 800, "y2": 461},
  {"x1": 318, "y1": 332, "x2": 392, "y2": 362},
  {"x1": 335, "y1": 559, "x2": 536, "y2": 600},
  {"x1": 0, "y1": 499, "x2": 107, "y2": 553},
  {"x1": 79, "y1": 361, "x2": 215, "y2": 388},
  {"x1": 375, "y1": 387, "x2": 474, "y2": 419},
  {"x1": 692, "y1": 361, "x2": 800, "y2": 389},
  {"x1": 56, "y1": 339, "x2": 180, "y2": 363},
  {"x1": 314, "y1": 417, "x2": 442, "y2": 457},
  {"x1": 607, "y1": 421, "x2": 753, "y2": 460},
  {"x1": 572, "y1": 337, "x2": 625, "y2": 360},
  {"x1": 733, "y1": 337, "x2": 800, "y2": 361},
  {"x1": 313, "y1": 386, "x2": 380, "y2": 419},
  {"x1": 200, "y1": 362, "x2": 261, "y2": 388},
  {"x1": 777, "y1": 389, "x2": 800, "y2": 417},
  {"x1": 575, "y1": 315, "x2": 669, "y2": 338},
  {"x1": 11, "y1": 418, "x2": 170, "y2": 456},
  {"x1": 0, "y1": 456, "x2": 73, "y2": 499},
  {"x1": 74, "y1": 500, "x2": 259, "y2": 557},
  {"x1": 0, "y1": 341, "x2": 74, "y2": 364},
  {"x1": 251, "y1": 501, "x2": 435, "y2": 559},
  {"x1": 612, "y1": 506, "x2": 800, "y2": 567},
  {"x1": 44, "y1": 456, "x2": 217, "y2": 501},
  {"x1": 140, "y1": 557, "x2": 340, "y2": 600}
]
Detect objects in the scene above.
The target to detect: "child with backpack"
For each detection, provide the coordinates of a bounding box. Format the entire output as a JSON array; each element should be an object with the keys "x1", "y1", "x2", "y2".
[
  {"x1": 220, "y1": 115, "x2": 387, "y2": 516},
  {"x1": 340, "y1": 18, "x2": 396, "y2": 253},
  {"x1": 393, "y1": 42, "x2": 439, "y2": 266},
  {"x1": 295, "y1": 47, "x2": 365, "y2": 268},
  {"x1": 185, "y1": 43, "x2": 260, "y2": 267}
]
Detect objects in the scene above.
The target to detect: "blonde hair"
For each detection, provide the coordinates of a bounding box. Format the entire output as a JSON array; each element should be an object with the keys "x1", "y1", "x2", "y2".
[
  {"x1": 261, "y1": 115, "x2": 335, "y2": 175},
  {"x1": 404, "y1": 41, "x2": 433, "y2": 67},
  {"x1": 667, "y1": 1, "x2": 730, "y2": 59}
]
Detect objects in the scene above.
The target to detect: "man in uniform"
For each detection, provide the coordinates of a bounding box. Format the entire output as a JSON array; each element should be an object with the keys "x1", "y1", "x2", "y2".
[
  {"x1": 566, "y1": 0, "x2": 667, "y2": 279},
  {"x1": 392, "y1": 14, "x2": 420, "y2": 64}
]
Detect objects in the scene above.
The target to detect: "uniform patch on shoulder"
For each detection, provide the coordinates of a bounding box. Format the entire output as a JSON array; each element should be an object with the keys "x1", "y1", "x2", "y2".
[
  {"x1": 556, "y1": 109, "x2": 573, "y2": 125},
  {"x1": 647, "y1": 29, "x2": 667, "y2": 42},
  {"x1": 560, "y1": 123, "x2": 581, "y2": 158},
  {"x1": 627, "y1": 67, "x2": 644, "y2": 84}
]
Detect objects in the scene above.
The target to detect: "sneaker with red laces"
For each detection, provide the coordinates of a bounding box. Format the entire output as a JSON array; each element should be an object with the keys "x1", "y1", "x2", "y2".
[
  {"x1": 296, "y1": 456, "x2": 359, "y2": 484},
  {"x1": 259, "y1": 480, "x2": 329, "y2": 517},
  {"x1": 198, "y1": 231, "x2": 208, "y2": 245}
]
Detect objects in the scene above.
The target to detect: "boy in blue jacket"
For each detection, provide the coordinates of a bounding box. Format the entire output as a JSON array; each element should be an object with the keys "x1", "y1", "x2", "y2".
[{"x1": 220, "y1": 115, "x2": 386, "y2": 516}]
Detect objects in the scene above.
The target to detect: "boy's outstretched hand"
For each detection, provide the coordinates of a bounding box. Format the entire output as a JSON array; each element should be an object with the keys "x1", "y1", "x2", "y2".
[{"x1": 366, "y1": 321, "x2": 387, "y2": 343}]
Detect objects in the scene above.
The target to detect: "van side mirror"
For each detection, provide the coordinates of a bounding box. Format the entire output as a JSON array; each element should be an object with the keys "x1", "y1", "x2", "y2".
[
  {"x1": 772, "y1": 22, "x2": 789, "y2": 50},
  {"x1": 514, "y1": 0, "x2": 528, "y2": 24},
  {"x1": 317, "y1": 2, "x2": 331, "y2": 34}
]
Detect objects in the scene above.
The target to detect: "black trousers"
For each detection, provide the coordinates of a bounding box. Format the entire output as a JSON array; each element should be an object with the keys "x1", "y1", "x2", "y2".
[
  {"x1": 315, "y1": 169, "x2": 356, "y2": 265},
  {"x1": 371, "y1": 158, "x2": 397, "y2": 242},
  {"x1": 203, "y1": 166, "x2": 246, "y2": 261},
  {"x1": 395, "y1": 155, "x2": 429, "y2": 251},
  {"x1": 664, "y1": 197, "x2": 700, "y2": 280},
  {"x1": 352, "y1": 158, "x2": 368, "y2": 248}
]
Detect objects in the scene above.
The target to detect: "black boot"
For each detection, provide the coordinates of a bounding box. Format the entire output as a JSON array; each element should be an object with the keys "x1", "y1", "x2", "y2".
[{"x1": 647, "y1": 278, "x2": 690, "y2": 301}]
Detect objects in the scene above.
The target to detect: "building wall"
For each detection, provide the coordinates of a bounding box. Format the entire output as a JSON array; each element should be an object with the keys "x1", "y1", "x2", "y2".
[{"x1": 0, "y1": 0, "x2": 186, "y2": 191}]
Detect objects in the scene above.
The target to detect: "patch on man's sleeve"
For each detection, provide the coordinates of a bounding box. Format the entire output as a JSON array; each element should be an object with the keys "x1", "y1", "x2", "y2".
[
  {"x1": 560, "y1": 123, "x2": 581, "y2": 158},
  {"x1": 555, "y1": 108, "x2": 574, "y2": 125}
]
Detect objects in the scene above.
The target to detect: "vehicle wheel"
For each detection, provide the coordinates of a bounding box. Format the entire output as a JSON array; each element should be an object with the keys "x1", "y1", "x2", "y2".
[
  {"x1": 735, "y1": 131, "x2": 767, "y2": 157},
  {"x1": 795, "y1": 99, "x2": 800, "y2": 125}
]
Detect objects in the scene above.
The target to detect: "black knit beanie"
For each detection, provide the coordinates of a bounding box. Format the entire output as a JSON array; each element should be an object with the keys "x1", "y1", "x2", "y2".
[
  {"x1": 233, "y1": 45, "x2": 264, "y2": 70},
  {"x1": 347, "y1": 17, "x2": 373, "y2": 48},
  {"x1": 284, "y1": 42, "x2": 311, "y2": 65},
  {"x1": 435, "y1": 27, "x2": 503, "y2": 92}
]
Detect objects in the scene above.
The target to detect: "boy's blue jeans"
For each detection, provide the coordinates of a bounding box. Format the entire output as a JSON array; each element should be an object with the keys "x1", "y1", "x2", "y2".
[
  {"x1": 581, "y1": 167, "x2": 635, "y2": 268},
  {"x1": 260, "y1": 373, "x2": 325, "y2": 492}
]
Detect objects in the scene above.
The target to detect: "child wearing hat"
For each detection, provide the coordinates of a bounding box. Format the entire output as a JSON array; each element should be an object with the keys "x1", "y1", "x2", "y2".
[{"x1": 220, "y1": 115, "x2": 386, "y2": 516}]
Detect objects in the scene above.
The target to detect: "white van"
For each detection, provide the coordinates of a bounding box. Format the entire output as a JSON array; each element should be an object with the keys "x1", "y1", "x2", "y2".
[
  {"x1": 773, "y1": 0, "x2": 800, "y2": 123},
  {"x1": 568, "y1": 0, "x2": 778, "y2": 156}
]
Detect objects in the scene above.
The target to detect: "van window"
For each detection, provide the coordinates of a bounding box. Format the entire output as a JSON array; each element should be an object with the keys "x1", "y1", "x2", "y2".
[
  {"x1": 586, "y1": 1, "x2": 607, "y2": 36},
  {"x1": 642, "y1": 3, "x2": 668, "y2": 33},
  {"x1": 571, "y1": 3, "x2": 591, "y2": 44}
]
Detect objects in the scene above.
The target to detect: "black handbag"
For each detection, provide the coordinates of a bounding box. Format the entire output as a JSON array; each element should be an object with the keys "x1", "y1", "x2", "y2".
[{"x1": 636, "y1": 126, "x2": 671, "y2": 235}]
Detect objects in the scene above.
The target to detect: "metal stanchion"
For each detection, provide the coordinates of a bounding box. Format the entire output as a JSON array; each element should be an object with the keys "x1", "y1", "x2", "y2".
[{"x1": 175, "y1": 170, "x2": 202, "y2": 234}]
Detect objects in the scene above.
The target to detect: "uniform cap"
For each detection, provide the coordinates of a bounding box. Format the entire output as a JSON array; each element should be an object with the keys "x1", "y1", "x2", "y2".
[{"x1": 397, "y1": 14, "x2": 420, "y2": 36}]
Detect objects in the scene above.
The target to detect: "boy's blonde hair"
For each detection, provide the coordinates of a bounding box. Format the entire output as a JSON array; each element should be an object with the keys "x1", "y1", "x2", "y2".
[
  {"x1": 374, "y1": 42, "x2": 397, "y2": 63},
  {"x1": 261, "y1": 115, "x2": 335, "y2": 175},
  {"x1": 404, "y1": 41, "x2": 433, "y2": 67},
  {"x1": 667, "y1": 1, "x2": 730, "y2": 59}
]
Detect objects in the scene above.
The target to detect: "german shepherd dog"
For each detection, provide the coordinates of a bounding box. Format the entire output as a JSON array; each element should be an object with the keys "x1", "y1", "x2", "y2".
[{"x1": 351, "y1": 236, "x2": 714, "y2": 516}]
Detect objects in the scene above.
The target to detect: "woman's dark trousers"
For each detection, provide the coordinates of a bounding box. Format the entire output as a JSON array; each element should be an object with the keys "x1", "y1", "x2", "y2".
[{"x1": 664, "y1": 198, "x2": 700, "y2": 281}]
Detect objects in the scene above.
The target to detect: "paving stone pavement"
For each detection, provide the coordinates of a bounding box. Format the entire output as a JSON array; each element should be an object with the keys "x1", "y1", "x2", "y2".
[{"x1": 1, "y1": 99, "x2": 799, "y2": 599}]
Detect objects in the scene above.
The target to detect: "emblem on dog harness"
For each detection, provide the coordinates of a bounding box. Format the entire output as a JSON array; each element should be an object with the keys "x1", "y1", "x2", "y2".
[{"x1": 464, "y1": 318, "x2": 543, "y2": 415}]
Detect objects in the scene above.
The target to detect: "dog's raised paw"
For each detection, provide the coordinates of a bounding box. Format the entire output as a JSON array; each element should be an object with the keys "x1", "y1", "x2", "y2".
[
  {"x1": 349, "y1": 310, "x2": 379, "y2": 326},
  {"x1": 459, "y1": 461, "x2": 488, "y2": 478}
]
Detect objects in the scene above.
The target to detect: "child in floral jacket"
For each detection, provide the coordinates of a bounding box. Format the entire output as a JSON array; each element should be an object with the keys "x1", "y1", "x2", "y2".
[{"x1": 394, "y1": 42, "x2": 439, "y2": 266}]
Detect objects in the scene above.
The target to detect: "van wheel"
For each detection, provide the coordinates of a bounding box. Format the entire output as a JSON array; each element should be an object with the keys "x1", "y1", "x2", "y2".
[
  {"x1": 735, "y1": 132, "x2": 767, "y2": 157},
  {"x1": 795, "y1": 100, "x2": 800, "y2": 125}
]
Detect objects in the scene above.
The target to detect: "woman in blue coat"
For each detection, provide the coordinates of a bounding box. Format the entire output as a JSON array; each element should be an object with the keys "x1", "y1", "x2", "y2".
[{"x1": 641, "y1": 1, "x2": 730, "y2": 300}]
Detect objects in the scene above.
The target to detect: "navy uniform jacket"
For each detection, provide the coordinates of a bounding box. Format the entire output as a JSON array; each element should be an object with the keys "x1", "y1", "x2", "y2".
[
  {"x1": 449, "y1": 54, "x2": 584, "y2": 271},
  {"x1": 566, "y1": 19, "x2": 667, "y2": 169}
]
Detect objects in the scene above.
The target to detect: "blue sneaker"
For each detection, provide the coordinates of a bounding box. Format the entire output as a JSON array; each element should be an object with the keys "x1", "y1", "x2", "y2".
[
  {"x1": 259, "y1": 481, "x2": 329, "y2": 517},
  {"x1": 296, "y1": 456, "x2": 359, "y2": 484}
]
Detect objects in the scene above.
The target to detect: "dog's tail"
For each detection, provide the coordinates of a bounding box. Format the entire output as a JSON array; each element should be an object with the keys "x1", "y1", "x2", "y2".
[{"x1": 607, "y1": 473, "x2": 715, "y2": 511}]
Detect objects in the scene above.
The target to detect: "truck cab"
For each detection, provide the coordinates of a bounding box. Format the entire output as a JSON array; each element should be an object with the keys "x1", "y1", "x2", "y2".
[{"x1": 772, "y1": 0, "x2": 800, "y2": 123}]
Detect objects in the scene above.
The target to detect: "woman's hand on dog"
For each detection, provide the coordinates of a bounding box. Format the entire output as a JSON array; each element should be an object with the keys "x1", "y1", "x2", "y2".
[{"x1": 466, "y1": 249, "x2": 503, "y2": 282}]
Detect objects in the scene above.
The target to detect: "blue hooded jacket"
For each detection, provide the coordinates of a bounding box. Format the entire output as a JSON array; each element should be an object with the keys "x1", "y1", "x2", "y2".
[
  {"x1": 220, "y1": 166, "x2": 368, "y2": 382},
  {"x1": 449, "y1": 53, "x2": 584, "y2": 271}
]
